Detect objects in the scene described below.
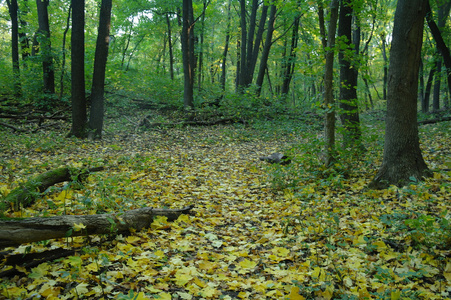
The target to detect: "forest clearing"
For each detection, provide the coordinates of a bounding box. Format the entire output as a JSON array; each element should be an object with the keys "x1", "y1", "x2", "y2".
[{"x1": 0, "y1": 109, "x2": 450, "y2": 299}]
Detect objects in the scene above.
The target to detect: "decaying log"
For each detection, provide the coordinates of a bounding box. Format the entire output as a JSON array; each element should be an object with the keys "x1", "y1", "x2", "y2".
[
  {"x1": 2, "y1": 166, "x2": 104, "y2": 210},
  {"x1": 140, "y1": 117, "x2": 247, "y2": 128},
  {"x1": 0, "y1": 205, "x2": 195, "y2": 248},
  {"x1": 418, "y1": 116, "x2": 451, "y2": 125}
]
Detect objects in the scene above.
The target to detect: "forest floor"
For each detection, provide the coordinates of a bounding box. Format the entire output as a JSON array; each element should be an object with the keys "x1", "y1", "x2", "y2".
[{"x1": 0, "y1": 108, "x2": 450, "y2": 300}]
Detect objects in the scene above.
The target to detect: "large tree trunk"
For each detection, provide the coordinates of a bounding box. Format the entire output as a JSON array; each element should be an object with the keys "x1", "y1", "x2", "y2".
[
  {"x1": 88, "y1": 0, "x2": 112, "y2": 140},
  {"x1": 0, "y1": 205, "x2": 194, "y2": 249},
  {"x1": 70, "y1": 0, "x2": 87, "y2": 138},
  {"x1": 323, "y1": 0, "x2": 339, "y2": 167},
  {"x1": 1, "y1": 167, "x2": 104, "y2": 210},
  {"x1": 369, "y1": 0, "x2": 431, "y2": 189},
  {"x1": 36, "y1": 0, "x2": 55, "y2": 95},
  {"x1": 181, "y1": 0, "x2": 195, "y2": 112}
]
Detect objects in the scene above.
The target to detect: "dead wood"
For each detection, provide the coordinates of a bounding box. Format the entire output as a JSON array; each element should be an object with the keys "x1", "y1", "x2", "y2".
[
  {"x1": 0, "y1": 114, "x2": 67, "y2": 121},
  {"x1": 2, "y1": 166, "x2": 104, "y2": 210},
  {"x1": 0, "y1": 121, "x2": 27, "y2": 132},
  {"x1": 418, "y1": 116, "x2": 451, "y2": 125},
  {"x1": 0, "y1": 205, "x2": 195, "y2": 249},
  {"x1": 140, "y1": 117, "x2": 247, "y2": 128}
]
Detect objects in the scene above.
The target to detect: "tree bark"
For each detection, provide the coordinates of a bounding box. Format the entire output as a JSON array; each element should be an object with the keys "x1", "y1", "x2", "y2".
[
  {"x1": 220, "y1": 0, "x2": 231, "y2": 91},
  {"x1": 338, "y1": 0, "x2": 363, "y2": 149},
  {"x1": 369, "y1": 0, "x2": 431, "y2": 189},
  {"x1": 182, "y1": 0, "x2": 195, "y2": 113},
  {"x1": 6, "y1": 0, "x2": 21, "y2": 95},
  {"x1": 36, "y1": 0, "x2": 55, "y2": 95},
  {"x1": 70, "y1": 0, "x2": 87, "y2": 138},
  {"x1": 425, "y1": 0, "x2": 451, "y2": 104},
  {"x1": 2, "y1": 167, "x2": 104, "y2": 211},
  {"x1": 166, "y1": 13, "x2": 175, "y2": 80},
  {"x1": 0, "y1": 205, "x2": 194, "y2": 249},
  {"x1": 256, "y1": 4, "x2": 277, "y2": 97},
  {"x1": 280, "y1": 14, "x2": 300, "y2": 96},
  {"x1": 323, "y1": 0, "x2": 339, "y2": 167},
  {"x1": 88, "y1": 0, "x2": 112, "y2": 140}
]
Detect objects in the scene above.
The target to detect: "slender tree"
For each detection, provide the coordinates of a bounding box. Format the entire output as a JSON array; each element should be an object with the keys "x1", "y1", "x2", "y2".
[
  {"x1": 181, "y1": 0, "x2": 195, "y2": 112},
  {"x1": 70, "y1": 0, "x2": 87, "y2": 138},
  {"x1": 425, "y1": 0, "x2": 451, "y2": 110},
  {"x1": 6, "y1": 0, "x2": 21, "y2": 95},
  {"x1": 36, "y1": 0, "x2": 55, "y2": 95},
  {"x1": 338, "y1": 0, "x2": 363, "y2": 149},
  {"x1": 88, "y1": 0, "x2": 112, "y2": 140},
  {"x1": 369, "y1": 0, "x2": 431, "y2": 189},
  {"x1": 256, "y1": 3, "x2": 276, "y2": 97},
  {"x1": 220, "y1": 0, "x2": 231, "y2": 91},
  {"x1": 321, "y1": 0, "x2": 340, "y2": 167}
]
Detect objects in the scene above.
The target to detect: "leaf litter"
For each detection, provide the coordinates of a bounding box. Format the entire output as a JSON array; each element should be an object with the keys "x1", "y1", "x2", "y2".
[{"x1": 0, "y1": 120, "x2": 450, "y2": 300}]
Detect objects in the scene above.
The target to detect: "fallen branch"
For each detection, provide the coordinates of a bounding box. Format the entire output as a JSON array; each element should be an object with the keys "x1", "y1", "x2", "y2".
[
  {"x1": 0, "y1": 205, "x2": 195, "y2": 249},
  {"x1": 140, "y1": 117, "x2": 247, "y2": 128},
  {"x1": 0, "y1": 121, "x2": 27, "y2": 132},
  {"x1": 2, "y1": 166, "x2": 104, "y2": 210},
  {"x1": 418, "y1": 116, "x2": 451, "y2": 125}
]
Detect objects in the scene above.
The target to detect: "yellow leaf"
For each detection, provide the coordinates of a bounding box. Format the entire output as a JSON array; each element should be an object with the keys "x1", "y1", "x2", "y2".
[
  {"x1": 391, "y1": 290, "x2": 401, "y2": 300},
  {"x1": 271, "y1": 246, "x2": 290, "y2": 257},
  {"x1": 55, "y1": 189, "x2": 73, "y2": 202},
  {"x1": 125, "y1": 235, "x2": 142, "y2": 244},
  {"x1": 73, "y1": 223, "x2": 86, "y2": 231},
  {"x1": 238, "y1": 259, "x2": 257, "y2": 269},
  {"x1": 288, "y1": 286, "x2": 305, "y2": 300},
  {"x1": 157, "y1": 292, "x2": 172, "y2": 300}
]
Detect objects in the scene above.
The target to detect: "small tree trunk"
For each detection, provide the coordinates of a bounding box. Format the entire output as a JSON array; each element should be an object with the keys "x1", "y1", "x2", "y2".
[
  {"x1": 89, "y1": 0, "x2": 112, "y2": 140},
  {"x1": 323, "y1": 0, "x2": 339, "y2": 167},
  {"x1": 70, "y1": 0, "x2": 87, "y2": 138},
  {"x1": 181, "y1": 0, "x2": 195, "y2": 112},
  {"x1": 36, "y1": 0, "x2": 55, "y2": 95}
]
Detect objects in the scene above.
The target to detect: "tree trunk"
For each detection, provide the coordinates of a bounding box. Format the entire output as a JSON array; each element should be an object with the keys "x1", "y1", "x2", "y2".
[
  {"x1": 166, "y1": 13, "x2": 175, "y2": 80},
  {"x1": 433, "y1": 59, "x2": 441, "y2": 111},
  {"x1": 182, "y1": 0, "x2": 195, "y2": 112},
  {"x1": 6, "y1": 0, "x2": 21, "y2": 95},
  {"x1": 423, "y1": 62, "x2": 436, "y2": 112},
  {"x1": 238, "y1": 0, "x2": 267, "y2": 90},
  {"x1": 220, "y1": 0, "x2": 231, "y2": 91},
  {"x1": 88, "y1": 0, "x2": 112, "y2": 140},
  {"x1": 36, "y1": 0, "x2": 55, "y2": 95},
  {"x1": 369, "y1": 0, "x2": 431, "y2": 189},
  {"x1": 281, "y1": 15, "x2": 300, "y2": 96},
  {"x1": 1, "y1": 167, "x2": 104, "y2": 211},
  {"x1": 59, "y1": 5, "x2": 71, "y2": 100},
  {"x1": 381, "y1": 35, "x2": 388, "y2": 100},
  {"x1": 256, "y1": 4, "x2": 277, "y2": 97},
  {"x1": 323, "y1": 0, "x2": 339, "y2": 167},
  {"x1": 70, "y1": 0, "x2": 87, "y2": 138},
  {"x1": 0, "y1": 205, "x2": 194, "y2": 249},
  {"x1": 338, "y1": 0, "x2": 363, "y2": 149},
  {"x1": 426, "y1": 0, "x2": 451, "y2": 103}
]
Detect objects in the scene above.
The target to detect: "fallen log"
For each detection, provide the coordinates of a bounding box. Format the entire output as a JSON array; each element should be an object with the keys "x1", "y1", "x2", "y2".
[
  {"x1": 0, "y1": 205, "x2": 194, "y2": 249},
  {"x1": 140, "y1": 117, "x2": 247, "y2": 128},
  {"x1": 418, "y1": 116, "x2": 451, "y2": 125},
  {"x1": 1, "y1": 166, "x2": 104, "y2": 211}
]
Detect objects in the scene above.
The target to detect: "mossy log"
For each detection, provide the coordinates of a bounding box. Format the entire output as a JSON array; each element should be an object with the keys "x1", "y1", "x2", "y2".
[
  {"x1": 0, "y1": 205, "x2": 194, "y2": 249},
  {"x1": 1, "y1": 166, "x2": 104, "y2": 211}
]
